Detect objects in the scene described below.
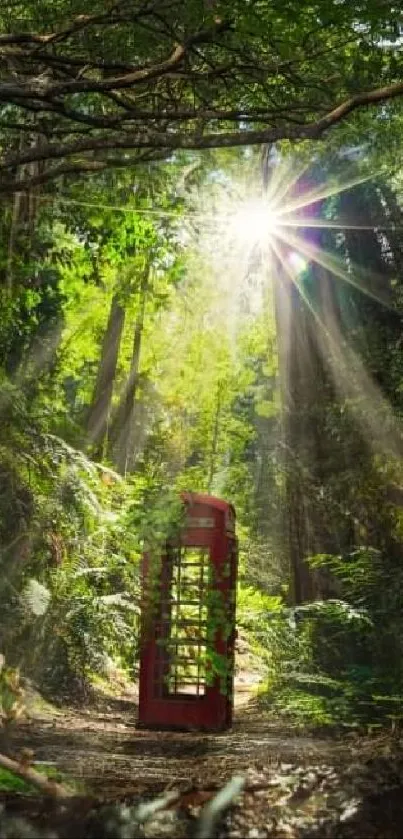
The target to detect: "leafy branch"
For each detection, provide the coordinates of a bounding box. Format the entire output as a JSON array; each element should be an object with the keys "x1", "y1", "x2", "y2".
[
  {"x1": 0, "y1": 752, "x2": 72, "y2": 798},
  {"x1": 0, "y1": 1, "x2": 401, "y2": 190}
]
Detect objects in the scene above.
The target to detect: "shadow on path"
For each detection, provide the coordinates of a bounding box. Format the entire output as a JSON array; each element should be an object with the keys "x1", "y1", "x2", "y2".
[{"x1": 2, "y1": 686, "x2": 349, "y2": 798}]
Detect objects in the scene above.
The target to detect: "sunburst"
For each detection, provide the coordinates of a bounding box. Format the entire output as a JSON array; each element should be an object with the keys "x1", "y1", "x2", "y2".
[
  {"x1": 257, "y1": 159, "x2": 403, "y2": 462},
  {"x1": 189, "y1": 156, "x2": 403, "y2": 468},
  {"x1": 219, "y1": 161, "x2": 396, "y2": 314}
]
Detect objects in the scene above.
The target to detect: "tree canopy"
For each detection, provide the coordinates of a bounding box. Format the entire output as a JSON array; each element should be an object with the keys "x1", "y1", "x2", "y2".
[{"x1": 0, "y1": 0, "x2": 402, "y2": 191}]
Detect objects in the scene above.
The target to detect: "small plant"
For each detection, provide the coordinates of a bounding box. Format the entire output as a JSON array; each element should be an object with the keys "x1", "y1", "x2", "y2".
[{"x1": 0, "y1": 656, "x2": 25, "y2": 726}]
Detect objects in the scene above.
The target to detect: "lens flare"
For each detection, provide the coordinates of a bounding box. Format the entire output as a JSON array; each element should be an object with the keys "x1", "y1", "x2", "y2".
[
  {"x1": 287, "y1": 251, "x2": 308, "y2": 275},
  {"x1": 230, "y1": 199, "x2": 279, "y2": 247}
]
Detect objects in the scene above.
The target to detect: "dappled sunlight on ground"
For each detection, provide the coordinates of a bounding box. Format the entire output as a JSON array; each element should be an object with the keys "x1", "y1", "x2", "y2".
[{"x1": 3, "y1": 677, "x2": 403, "y2": 838}]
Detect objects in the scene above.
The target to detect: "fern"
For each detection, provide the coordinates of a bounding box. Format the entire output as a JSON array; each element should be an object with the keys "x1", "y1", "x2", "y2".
[{"x1": 21, "y1": 580, "x2": 51, "y2": 617}]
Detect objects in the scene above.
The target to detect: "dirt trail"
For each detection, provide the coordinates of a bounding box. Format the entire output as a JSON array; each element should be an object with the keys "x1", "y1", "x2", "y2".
[
  {"x1": 5, "y1": 689, "x2": 343, "y2": 798},
  {"x1": 3, "y1": 675, "x2": 403, "y2": 837},
  {"x1": 3, "y1": 668, "x2": 343, "y2": 797}
]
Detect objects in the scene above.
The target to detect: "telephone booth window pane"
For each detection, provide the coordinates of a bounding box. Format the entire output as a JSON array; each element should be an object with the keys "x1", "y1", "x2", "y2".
[{"x1": 155, "y1": 546, "x2": 209, "y2": 697}]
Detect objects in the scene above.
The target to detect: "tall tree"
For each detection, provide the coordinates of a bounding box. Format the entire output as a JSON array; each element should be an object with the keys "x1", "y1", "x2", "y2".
[
  {"x1": 111, "y1": 258, "x2": 150, "y2": 473},
  {"x1": 86, "y1": 293, "x2": 126, "y2": 452},
  {"x1": 270, "y1": 166, "x2": 403, "y2": 603}
]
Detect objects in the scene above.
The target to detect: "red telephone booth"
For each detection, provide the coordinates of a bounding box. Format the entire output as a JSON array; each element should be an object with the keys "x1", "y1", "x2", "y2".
[{"x1": 138, "y1": 493, "x2": 238, "y2": 732}]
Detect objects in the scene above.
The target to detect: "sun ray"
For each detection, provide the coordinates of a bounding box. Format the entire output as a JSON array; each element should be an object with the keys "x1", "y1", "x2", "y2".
[
  {"x1": 270, "y1": 236, "x2": 403, "y2": 461},
  {"x1": 274, "y1": 171, "x2": 381, "y2": 218},
  {"x1": 272, "y1": 224, "x2": 393, "y2": 310},
  {"x1": 274, "y1": 219, "x2": 401, "y2": 231},
  {"x1": 264, "y1": 157, "x2": 314, "y2": 212},
  {"x1": 313, "y1": 294, "x2": 403, "y2": 460},
  {"x1": 269, "y1": 236, "x2": 335, "y2": 345}
]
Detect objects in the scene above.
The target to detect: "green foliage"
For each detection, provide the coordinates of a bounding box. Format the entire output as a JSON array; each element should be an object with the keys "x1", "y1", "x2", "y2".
[
  {"x1": 254, "y1": 598, "x2": 372, "y2": 727},
  {"x1": 237, "y1": 585, "x2": 283, "y2": 634},
  {"x1": 0, "y1": 395, "x2": 148, "y2": 693},
  {"x1": 0, "y1": 767, "x2": 32, "y2": 794},
  {"x1": 0, "y1": 0, "x2": 402, "y2": 191},
  {"x1": 0, "y1": 658, "x2": 25, "y2": 725},
  {"x1": 255, "y1": 571, "x2": 403, "y2": 728},
  {"x1": 0, "y1": 765, "x2": 68, "y2": 795},
  {"x1": 307, "y1": 549, "x2": 403, "y2": 697}
]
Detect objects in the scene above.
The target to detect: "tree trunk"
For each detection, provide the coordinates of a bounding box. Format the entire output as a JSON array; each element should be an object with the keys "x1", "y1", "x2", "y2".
[
  {"x1": 207, "y1": 385, "x2": 222, "y2": 492},
  {"x1": 5, "y1": 193, "x2": 22, "y2": 293},
  {"x1": 274, "y1": 268, "x2": 320, "y2": 604},
  {"x1": 86, "y1": 294, "x2": 125, "y2": 455},
  {"x1": 272, "y1": 233, "x2": 347, "y2": 603},
  {"x1": 111, "y1": 262, "x2": 150, "y2": 474}
]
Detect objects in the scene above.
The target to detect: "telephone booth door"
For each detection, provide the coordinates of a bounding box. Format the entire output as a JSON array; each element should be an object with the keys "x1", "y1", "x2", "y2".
[{"x1": 138, "y1": 493, "x2": 238, "y2": 732}]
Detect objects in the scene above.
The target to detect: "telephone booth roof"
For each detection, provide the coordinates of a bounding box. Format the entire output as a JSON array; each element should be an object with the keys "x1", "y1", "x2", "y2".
[{"x1": 181, "y1": 491, "x2": 236, "y2": 516}]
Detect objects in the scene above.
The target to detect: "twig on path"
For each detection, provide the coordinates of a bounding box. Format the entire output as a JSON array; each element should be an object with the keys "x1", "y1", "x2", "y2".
[
  {"x1": 135, "y1": 789, "x2": 180, "y2": 822},
  {"x1": 0, "y1": 750, "x2": 73, "y2": 798},
  {"x1": 196, "y1": 775, "x2": 245, "y2": 839}
]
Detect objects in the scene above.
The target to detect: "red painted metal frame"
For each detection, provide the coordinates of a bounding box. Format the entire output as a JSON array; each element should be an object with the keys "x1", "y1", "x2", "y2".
[{"x1": 138, "y1": 493, "x2": 238, "y2": 732}]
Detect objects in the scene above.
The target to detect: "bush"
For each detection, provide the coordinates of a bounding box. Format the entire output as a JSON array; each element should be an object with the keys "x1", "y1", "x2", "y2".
[
  {"x1": 0, "y1": 420, "x2": 145, "y2": 694},
  {"x1": 255, "y1": 591, "x2": 402, "y2": 727},
  {"x1": 253, "y1": 545, "x2": 403, "y2": 727}
]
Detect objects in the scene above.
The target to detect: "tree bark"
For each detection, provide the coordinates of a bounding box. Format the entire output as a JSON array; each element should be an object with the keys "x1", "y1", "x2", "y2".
[
  {"x1": 207, "y1": 385, "x2": 222, "y2": 493},
  {"x1": 111, "y1": 262, "x2": 150, "y2": 474},
  {"x1": 274, "y1": 268, "x2": 320, "y2": 604},
  {"x1": 86, "y1": 294, "x2": 125, "y2": 455}
]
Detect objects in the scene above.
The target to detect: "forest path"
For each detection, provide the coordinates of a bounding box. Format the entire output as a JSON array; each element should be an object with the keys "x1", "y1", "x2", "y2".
[
  {"x1": 5, "y1": 682, "x2": 345, "y2": 798},
  {"x1": 4, "y1": 676, "x2": 402, "y2": 838},
  {"x1": 3, "y1": 656, "x2": 343, "y2": 797}
]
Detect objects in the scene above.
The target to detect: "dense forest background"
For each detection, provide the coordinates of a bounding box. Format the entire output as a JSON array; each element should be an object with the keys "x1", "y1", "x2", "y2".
[{"x1": 1, "y1": 0, "x2": 403, "y2": 735}]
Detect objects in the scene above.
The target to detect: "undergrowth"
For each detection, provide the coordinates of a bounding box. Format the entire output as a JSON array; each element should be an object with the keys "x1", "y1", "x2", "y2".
[
  {"x1": 0, "y1": 381, "x2": 183, "y2": 698},
  {"x1": 0, "y1": 765, "x2": 70, "y2": 795},
  {"x1": 248, "y1": 549, "x2": 403, "y2": 730}
]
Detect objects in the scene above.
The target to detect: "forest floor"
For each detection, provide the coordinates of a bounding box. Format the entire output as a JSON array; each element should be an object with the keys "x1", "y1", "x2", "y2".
[{"x1": 1, "y1": 659, "x2": 403, "y2": 837}]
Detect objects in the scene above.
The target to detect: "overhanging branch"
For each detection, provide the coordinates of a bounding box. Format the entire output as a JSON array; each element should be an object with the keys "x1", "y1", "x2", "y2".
[
  {"x1": 0, "y1": 150, "x2": 170, "y2": 192},
  {"x1": 0, "y1": 18, "x2": 231, "y2": 100},
  {"x1": 0, "y1": 1, "x2": 401, "y2": 193},
  {"x1": 309, "y1": 82, "x2": 403, "y2": 134},
  {"x1": 0, "y1": 80, "x2": 402, "y2": 190}
]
